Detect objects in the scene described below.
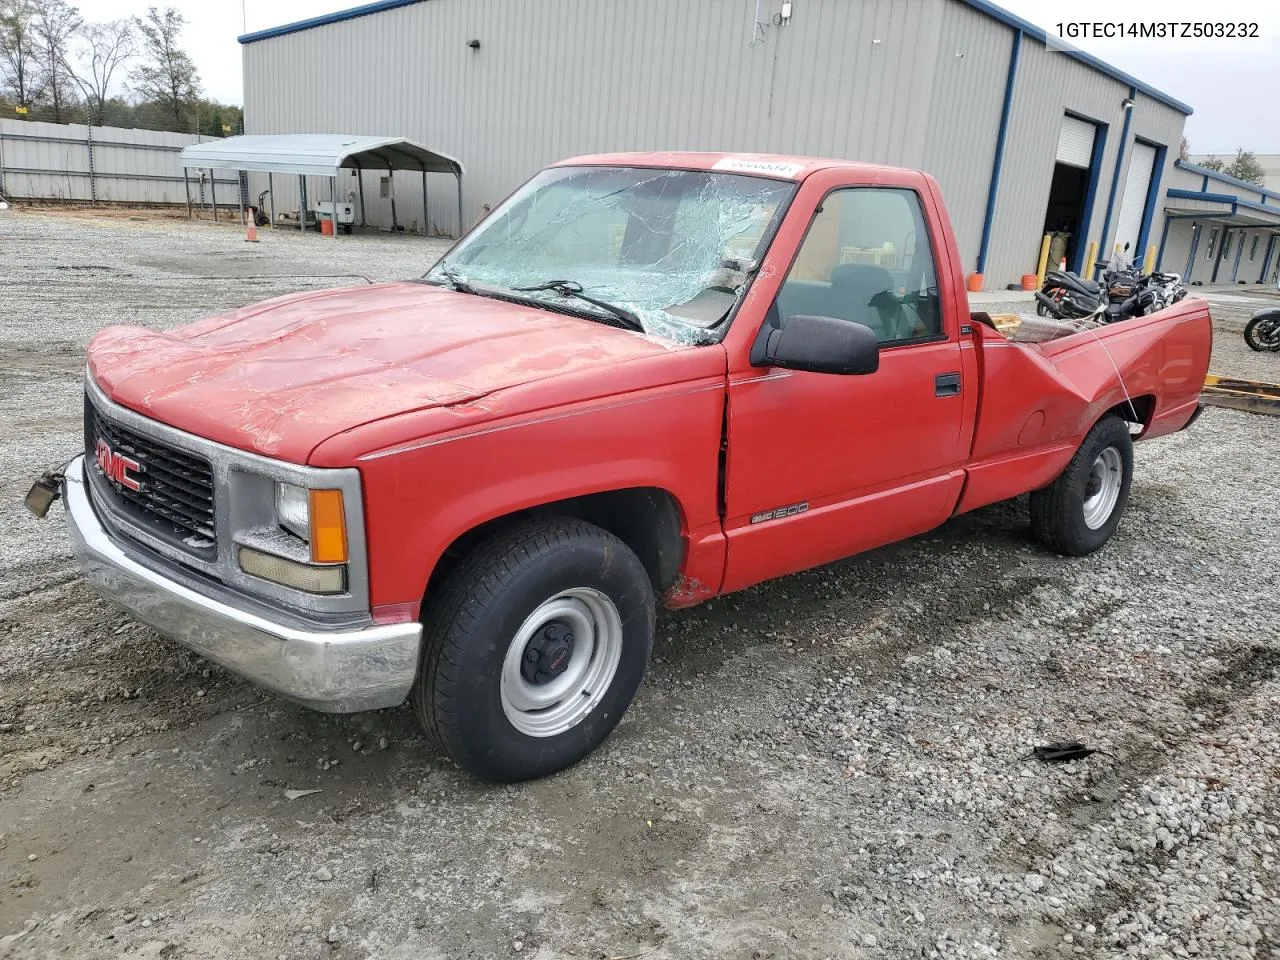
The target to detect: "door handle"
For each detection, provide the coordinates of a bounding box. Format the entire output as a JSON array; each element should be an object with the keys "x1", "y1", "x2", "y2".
[{"x1": 935, "y1": 372, "x2": 961, "y2": 397}]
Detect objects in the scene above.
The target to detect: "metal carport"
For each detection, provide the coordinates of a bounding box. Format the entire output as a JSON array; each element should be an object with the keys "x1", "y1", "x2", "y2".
[{"x1": 177, "y1": 134, "x2": 464, "y2": 238}]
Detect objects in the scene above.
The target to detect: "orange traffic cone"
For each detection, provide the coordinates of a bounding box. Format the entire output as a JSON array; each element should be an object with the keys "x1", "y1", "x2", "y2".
[{"x1": 245, "y1": 220, "x2": 259, "y2": 243}]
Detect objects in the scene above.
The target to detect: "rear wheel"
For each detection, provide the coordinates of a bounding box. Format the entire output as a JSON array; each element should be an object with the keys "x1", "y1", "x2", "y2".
[
  {"x1": 1030, "y1": 415, "x2": 1133, "y2": 556},
  {"x1": 414, "y1": 517, "x2": 655, "y2": 782},
  {"x1": 1244, "y1": 312, "x2": 1280, "y2": 352}
]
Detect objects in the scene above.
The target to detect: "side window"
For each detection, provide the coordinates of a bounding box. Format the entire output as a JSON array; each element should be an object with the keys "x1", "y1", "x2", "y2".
[
  {"x1": 1206, "y1": 227, "x2": 1219, "y2": 260},
  {"x1": 774, "y1": 187, "x2": 942, "y2": 344}
]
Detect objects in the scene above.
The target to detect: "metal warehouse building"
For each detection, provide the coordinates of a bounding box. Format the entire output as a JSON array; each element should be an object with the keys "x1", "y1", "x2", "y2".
[
  {"x1": 237, "y1": 0, "x2": 1274, "y2": 290},
  {"x1": 1159, "y1": 161, "x2": 1280, "y2": 287}
]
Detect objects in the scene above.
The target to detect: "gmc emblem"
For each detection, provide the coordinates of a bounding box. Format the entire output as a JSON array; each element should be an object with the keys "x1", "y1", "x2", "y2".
[{"x1": 95, "y1": 438, "x2": 143, "y2": 492}]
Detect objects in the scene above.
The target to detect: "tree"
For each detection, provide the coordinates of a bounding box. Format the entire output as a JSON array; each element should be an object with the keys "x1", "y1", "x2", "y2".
[
  {"x1": 1225, "y1": 148, "x2": 1265, "y2": 186},
  {"x1": 196, "y1": 100, "x2": 241, "y2": 137},
  {"x1": 68, "y1": 18, "x2": 132, "y2": 124},
  {"x1": 1200, "y1": 155, "x2": 1224, "y2": 172},
  {"x1": 0, "y1": 0, "x2": 43, "y2": 115},
  {"x1": 1178, "y1": 137, "x2": 1190, "y2": 162},
  {"x1": 129, "y1": 5, "x2": 198, "y2": 128},
  {"x1": 30, "y1": 0, "x2": 80, "y2": 122}
]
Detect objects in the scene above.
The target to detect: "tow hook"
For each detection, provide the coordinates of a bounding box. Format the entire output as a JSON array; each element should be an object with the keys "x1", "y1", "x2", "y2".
[{"x1": 24, "y1": 462, "x2": 71, "y2": 519}]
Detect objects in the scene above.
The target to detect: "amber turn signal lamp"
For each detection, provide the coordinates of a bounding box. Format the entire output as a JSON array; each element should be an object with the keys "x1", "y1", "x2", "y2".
[{"x1": 308, "y1": 489, "x2": 348, "y2": 564}]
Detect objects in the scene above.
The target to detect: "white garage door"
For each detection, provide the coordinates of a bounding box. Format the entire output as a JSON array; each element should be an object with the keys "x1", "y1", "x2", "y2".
[
  {"x1": 1056, "y1": 115, "x2": 1097, "y2": 168},
  {"x1": 1112, "y1": 142, "x2": 1158, "y2": 259}
]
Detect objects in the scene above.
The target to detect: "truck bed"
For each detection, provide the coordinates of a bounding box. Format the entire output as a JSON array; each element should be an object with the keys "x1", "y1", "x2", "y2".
[{"x1": 955, "y1": 298, "x2": 1212, "y2": 515}]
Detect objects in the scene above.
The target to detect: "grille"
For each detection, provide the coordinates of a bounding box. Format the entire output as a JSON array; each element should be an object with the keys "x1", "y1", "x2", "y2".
[{"x1": 85, "y1": 394, "x2": 217, "y2": 556}]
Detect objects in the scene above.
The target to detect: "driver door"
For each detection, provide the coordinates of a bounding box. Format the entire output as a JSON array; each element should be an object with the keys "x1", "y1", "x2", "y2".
[{"x1": 721, "y1": 184, "x2": 970, "y2": 593}]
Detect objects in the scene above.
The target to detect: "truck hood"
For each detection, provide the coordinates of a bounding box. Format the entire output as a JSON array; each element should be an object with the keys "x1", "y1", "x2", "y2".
[{"x1": 87, "y1": 282, "x2": 689, "y2": 463}]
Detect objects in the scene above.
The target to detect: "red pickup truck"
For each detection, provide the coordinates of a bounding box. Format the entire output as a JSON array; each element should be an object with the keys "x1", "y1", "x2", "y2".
[{"x1": 34, "y1": 153, "x2": 1211, "y2": 782}]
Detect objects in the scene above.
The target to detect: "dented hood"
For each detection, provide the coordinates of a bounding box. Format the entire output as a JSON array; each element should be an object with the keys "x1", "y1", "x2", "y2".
[{"x1": 87, "y1": 281, "x2": 685, "y2": 463}]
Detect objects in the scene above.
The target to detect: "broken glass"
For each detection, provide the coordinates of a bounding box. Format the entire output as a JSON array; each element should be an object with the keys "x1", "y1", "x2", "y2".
[{"x1": 424, "y1": 166, "x2": 796, "y2": 345}]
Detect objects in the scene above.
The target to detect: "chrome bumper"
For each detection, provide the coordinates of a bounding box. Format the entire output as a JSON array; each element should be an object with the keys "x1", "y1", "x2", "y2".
[{"x1": 62, "y1": 456, "x2": 422, "y2": 713}]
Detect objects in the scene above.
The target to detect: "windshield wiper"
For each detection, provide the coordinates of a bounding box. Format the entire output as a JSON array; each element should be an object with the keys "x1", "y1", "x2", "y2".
[
  {"x1": 432, "y1": 262, "x2": 474, "y2": 294},
  {"x1": 512, "y1": 280, "x2": 644, "y2": 332}
]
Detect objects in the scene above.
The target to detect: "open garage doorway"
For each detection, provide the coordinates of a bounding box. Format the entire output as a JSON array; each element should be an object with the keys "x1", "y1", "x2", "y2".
[{"x1": 1041, "y1": 114, "x2": 1103, "y2": 274}]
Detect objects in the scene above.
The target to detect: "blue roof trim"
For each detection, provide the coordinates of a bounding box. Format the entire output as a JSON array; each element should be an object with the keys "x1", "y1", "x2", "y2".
[
  {"x1": 959, "y1": 0, "x2": 1192, "y2": 116},
  {"x1": 1166, "y1": 188, "x2": 1237, "y2": 204},
  {"x1": 238, "y1": 0, "x2": 423, "y2": 43},
  {"x1": 1164, "y1": 189, "x2": 1280, "y2": 226},
  {"x1": 1175, "y1": 159, "x2": 1280, "y2": 203},
  {"x1": 1235, "y1": 197, "x2": 1280, "y2": 218}
]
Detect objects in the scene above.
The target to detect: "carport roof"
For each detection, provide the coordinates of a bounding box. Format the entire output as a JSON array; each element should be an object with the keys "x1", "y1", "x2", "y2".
[{"x1": 178, "y1": 134, "x2": 463, "y2": 178}]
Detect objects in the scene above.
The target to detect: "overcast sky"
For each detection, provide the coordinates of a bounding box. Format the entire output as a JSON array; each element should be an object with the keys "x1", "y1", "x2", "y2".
[{"x1": 74, "y1": 0, "x2": 1280, "y2": 154}]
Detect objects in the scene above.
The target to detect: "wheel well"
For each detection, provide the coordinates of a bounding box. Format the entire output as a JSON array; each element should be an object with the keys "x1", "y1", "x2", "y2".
[
  {"x1": 1105, "y1": 393, "x2": 1156, "y2": 431},
  {"x1": 425, "y1": 488, "x2": 685, "y2": 601}
]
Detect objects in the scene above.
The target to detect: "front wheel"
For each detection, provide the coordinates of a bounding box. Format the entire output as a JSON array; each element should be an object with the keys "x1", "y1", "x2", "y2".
[
  {"x1": 1244, "y1": 311, "x2": 1280, "y2": 352},
  {"x1": 1030, "y1": 415, "x2": 1134, "y2": 556},
  {"x1": 414, "y1": 518, "x2": 655, "y2": 782}
]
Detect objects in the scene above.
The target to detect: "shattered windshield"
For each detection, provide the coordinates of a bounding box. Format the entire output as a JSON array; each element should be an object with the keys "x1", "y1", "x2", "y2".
[{"x1": 423, "y1": 166, "x2": 796, "y2": 344}]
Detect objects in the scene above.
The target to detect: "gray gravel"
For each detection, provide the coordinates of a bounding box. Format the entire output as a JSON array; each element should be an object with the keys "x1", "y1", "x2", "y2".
[{"x1": 1, "y1": 207, "x2": 1277, "y2": 959}]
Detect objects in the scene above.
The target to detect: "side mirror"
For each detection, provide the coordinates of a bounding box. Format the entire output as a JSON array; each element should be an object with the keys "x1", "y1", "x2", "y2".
[{"x1": 753, "y1": 314, "x2": 879, "y2": 375}]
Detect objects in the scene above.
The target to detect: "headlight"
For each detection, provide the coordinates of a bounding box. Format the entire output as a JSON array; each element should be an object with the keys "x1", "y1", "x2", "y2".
[
  {"x1": 274, "y1": 482, "x2": 349, "y2": 564},
  {"x1": 276, "y1": 483, "x2": 310, "y2": 541}
]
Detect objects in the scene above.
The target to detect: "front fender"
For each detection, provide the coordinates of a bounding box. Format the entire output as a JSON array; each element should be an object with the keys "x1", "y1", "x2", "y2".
[{"x1": 315, "y1": 376, "x2": 728, "y2": 616}]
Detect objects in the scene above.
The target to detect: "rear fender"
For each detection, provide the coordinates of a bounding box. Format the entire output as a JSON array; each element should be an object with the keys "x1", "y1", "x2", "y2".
[
  {"x1": 1036, "y1": 299, "x2": 1212, "y2": 440},
  {"x1": 957, "y1": 303, "x2": 1210, "y2": 514}
]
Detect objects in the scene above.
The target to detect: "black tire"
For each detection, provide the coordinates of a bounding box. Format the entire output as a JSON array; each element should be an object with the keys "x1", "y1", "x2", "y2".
[
  {"x1": 413, "y1": 517, "x2": 655, "y2": 782},
  {"x1": 1030, "y1": 415, "x2": 1134, "y2": 557},
  {"x1": 1244, "y1": 312, "x2": 1280, "y2": 352}
]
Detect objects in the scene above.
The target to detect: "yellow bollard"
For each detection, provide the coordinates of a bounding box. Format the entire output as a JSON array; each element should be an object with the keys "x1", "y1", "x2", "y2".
[
  {"x1": 1035, "y1": 233, "x2": 1052, "y2": 288},
  {"x1": 1083, "y1": 240, "x2": 1098, "y2": 277},
  {"x1": 1142, "y1": 244, "x2": 1157, "y2": 274}
]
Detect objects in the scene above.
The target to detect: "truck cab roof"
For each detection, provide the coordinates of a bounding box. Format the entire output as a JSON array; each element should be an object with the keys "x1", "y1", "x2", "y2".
[{"x1": 552, "y1": 151, "x2": 923, "y2": 184}]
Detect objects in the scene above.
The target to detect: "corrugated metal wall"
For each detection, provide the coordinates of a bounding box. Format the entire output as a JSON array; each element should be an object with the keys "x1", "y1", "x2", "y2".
[
  {"x1": 988, "y1": 38, "x2": 1187, "y2": 284},
  {"x1": 1160, "y1": 222, "x2": 1197, "y2": 280},
  {"x1": 0, "y1": 119, "x2": 232, "y2": 204},
  {"x1": 242, "y1": 0, "x2": 1189, "y2": 287},
  {"x1": 919, "y1": 1, "x2": 1010, "y2": 278}
]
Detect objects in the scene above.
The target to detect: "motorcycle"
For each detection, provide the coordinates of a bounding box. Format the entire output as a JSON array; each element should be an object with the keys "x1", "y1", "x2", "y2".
[
  {"x1": 1244, "y1": 308, "x2": 1280, "y2": 352},
  {"x1": 1036, "y1": 246, "x2": 1155, "y2": 324},
  {"x1": 1146, "y1": 270, "x2": 1188, "y2": 311},
  {"x1": 1036, "y1": 268, "x2": 1105, "y2": 319},
  {"x1": 1036, "y1": 244, "x2": 1184, "y2": 324}
]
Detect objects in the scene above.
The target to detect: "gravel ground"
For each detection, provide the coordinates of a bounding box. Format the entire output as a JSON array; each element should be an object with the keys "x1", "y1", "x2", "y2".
[{"x1": 1, "y1": 208, "x2": 1277, "y2": 959}]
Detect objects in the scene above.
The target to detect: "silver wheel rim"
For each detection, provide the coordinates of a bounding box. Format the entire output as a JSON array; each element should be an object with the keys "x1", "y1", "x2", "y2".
[
  {"x1": 1082, "y1": 446, "x2": 1123, "y2": 530},
  {"x1": 499, "y1": 587, "x2": 624, "y2": 738}
]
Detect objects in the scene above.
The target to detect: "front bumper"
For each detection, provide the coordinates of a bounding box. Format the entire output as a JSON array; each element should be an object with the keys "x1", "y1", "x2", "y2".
[{"x1": 62, "y1": 456, "x2": 422, "y2": 713}]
